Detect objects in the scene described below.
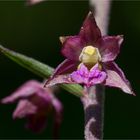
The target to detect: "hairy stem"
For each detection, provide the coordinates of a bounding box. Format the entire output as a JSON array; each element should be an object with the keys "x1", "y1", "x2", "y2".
[
  {"x1": 82, "y1": 86, "x2": 105, "y2": 140},
  {"x1": 82, "y1": 0, "x2": 111, "y2": 140}
]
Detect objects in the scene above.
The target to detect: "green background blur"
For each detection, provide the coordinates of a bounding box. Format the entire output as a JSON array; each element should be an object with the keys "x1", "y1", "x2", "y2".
[{"x1": 0, "y1": 1, "x2": 139, "y2": 139}]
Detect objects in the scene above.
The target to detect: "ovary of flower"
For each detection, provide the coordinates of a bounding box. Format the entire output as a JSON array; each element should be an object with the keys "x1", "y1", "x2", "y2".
[{"x1": 79, "y1": 46, "x2": 101, "y2": 66}]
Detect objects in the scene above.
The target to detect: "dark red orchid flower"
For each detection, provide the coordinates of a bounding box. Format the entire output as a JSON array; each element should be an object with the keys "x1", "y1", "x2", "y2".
[
  {"x1": 1, "y1": 80, "x2": 63, "y2": 134},
  {"x1": 45, "y1": 11, "x2": 134, "y2": 95}
]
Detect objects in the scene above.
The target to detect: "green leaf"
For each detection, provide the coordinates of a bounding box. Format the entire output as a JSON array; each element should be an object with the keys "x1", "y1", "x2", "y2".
[
  {"x1": 0, "y1": 45, "x2": 84, "y2": 97},
  {"x1": 0, "y1": 45, "x2": 53, "y2": 78}
]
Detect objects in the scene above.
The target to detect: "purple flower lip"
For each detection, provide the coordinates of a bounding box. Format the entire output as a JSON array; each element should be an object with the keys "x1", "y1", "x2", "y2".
[
  {"x1": 1, "y1": 80, "x2": 63, "y2": 133},
  {"x1": 70, "y1": 63, "x2": 107, "y2": 87},
  {"x1": 45, "y1": 11, "x2": 135, "y2": 95}
]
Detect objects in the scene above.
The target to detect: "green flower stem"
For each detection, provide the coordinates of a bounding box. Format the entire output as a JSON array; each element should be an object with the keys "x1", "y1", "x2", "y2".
[{"x1": 0, "y1": 45, "x2": 84, "y2": 97}]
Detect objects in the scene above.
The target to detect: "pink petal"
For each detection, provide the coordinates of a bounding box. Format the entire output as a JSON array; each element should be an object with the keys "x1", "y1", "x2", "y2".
[
  {"x1": 89, "y1": 63, "x2": 99, "y2": 78},
  {"x1": 104, "y1": 62, "x2": 135, "y2": 95},
  {"x1": 26, "y1": 0, "x2": 44, "y2": 5},
  {"x1": 97, "y1": 35, "x2": 123, "y2": 62},
  {"x1": 44, "y1": 59, "x2": 78, "y2": 87},
  {"x1": 90, "y1": 71, "x2": 106, "y2": 85},
  {"x1": 79, "y1": 11, "x2": 101, "y2": 45},
  {"x1": 70, "y1": 64, "x2": 89, "y2": 85},
  {"x1": 1, "y1": 80, "x2": 42, "y2": 104},
  {"x1": 52, "y1": 98, "x2": 63, "y2": 138},
  {"x1": 78, "y1": 63, "x2": 89, "y2": 76},
  {"x1": 13, "y1": 100, "x2": 37, "y2": 119},
  {"x1": 45, "y1": 75, "x2": 74, "y2": 87},
  {"x1": 70, "y1": 71, "x2": 88, "y2": 85},
  {"x1": 89, "y1": 64, "x2": 107, "y2": 85},
  {"x1": 61, "y1": 36, "x2": 84, "y2": 61}
]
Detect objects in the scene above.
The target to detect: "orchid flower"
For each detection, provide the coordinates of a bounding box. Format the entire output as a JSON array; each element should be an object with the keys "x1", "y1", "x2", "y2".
[
  {"x1": 45, "y1": 11, "x2": 134, "y2": 95},
  {"x1": 1, "y1": 80, "x2": 63, "y2": 134}
]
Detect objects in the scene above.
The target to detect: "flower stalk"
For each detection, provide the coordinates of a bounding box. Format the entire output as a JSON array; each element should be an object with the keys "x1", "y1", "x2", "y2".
[
  {"x1": 82, "y1": 85, "x2": 105, "y2": 139},
  {"x1": 83, "y1": 0, "x2": 111, "y2": 139}
]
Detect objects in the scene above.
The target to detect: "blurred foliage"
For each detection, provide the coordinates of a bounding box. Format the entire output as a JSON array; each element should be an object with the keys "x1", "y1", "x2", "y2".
[{"x1": 0, "y1": 1, "x2": 139, "y2": 139}]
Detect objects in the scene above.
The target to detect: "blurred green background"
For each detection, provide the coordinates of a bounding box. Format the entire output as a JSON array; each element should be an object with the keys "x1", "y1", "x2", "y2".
[{"x1": 0, "y1": 1, "x2": 139, "y2": 139}]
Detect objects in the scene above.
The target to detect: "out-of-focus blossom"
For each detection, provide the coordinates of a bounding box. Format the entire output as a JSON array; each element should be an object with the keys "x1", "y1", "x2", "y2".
[
  {"x1": 26, "y1": 0, "x2": 45, "y2": 5},
  {"x1": 45, "y1": 11, "x2": 134, "y2": 95},
  {"x1": 1, "y1": 80, "x2": 63, "y2": 134}
]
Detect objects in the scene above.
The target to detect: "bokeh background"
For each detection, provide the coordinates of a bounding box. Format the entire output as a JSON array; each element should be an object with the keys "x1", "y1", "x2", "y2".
[{"x1": 0, "y1": 1, "x2": 139, "y2": 139}]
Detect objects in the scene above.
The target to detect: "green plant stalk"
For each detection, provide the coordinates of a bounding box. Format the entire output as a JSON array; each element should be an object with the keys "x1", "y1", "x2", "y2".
[{"x1": 0, "y1": 45, "x2": 84, "y2": 97}]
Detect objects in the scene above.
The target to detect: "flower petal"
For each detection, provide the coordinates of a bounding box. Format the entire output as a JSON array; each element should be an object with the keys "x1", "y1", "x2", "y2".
[
  {"x1": 53, "y1": 59, "x2": 78, "y2": 75},
  {"x1": 89, "y1": 64, "x2": 107, "y2": 85},
  {"x1": 1, "y1": 80, "x2": 42, "y2": 103},
  {"x1": 45, "y1": 75, "x2": 74, "y2": 87},
  {"x1": 13, "y1": 100, "x2": 37, "y2": 119},
  {"x1": 97, "y1": 35, "x2": 123, "y2": 62},
  {"x1": 79, "y1": 11, "x2": 101, "y2": 45},
  {"x1": 70, "y1": 64, "x2": 89, "y2": 84},
  {"x1": 77, "y1": 63, "x2": 89, "y2": 76},
  {"x1": 44, "y1": 59, "x2": 78, "y2": 87},
  {"x1": 89, "y1": 63, "x2": 99, "y2": 78},
  {"x1": 70, "y1": 71, "x2": 88, "y2": 85},
  {"x1": 52, "y1": 98, "x2": 63, "y2": 138},
  {"x1": 104, "y1": 62, "x2": 134, "y2": 95},
  {"x1": 26, "y1": 0, "x2": 44, "y2": 5},
  {"x1": 90, "y1": 71, "x2": 106, "y2": 85},
  {"x1": 26, "y1": 113, "x2": 47, "y2": 133},
  {"x1": 61, "y1": 36, "x2": 84, "y2": 61}
]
